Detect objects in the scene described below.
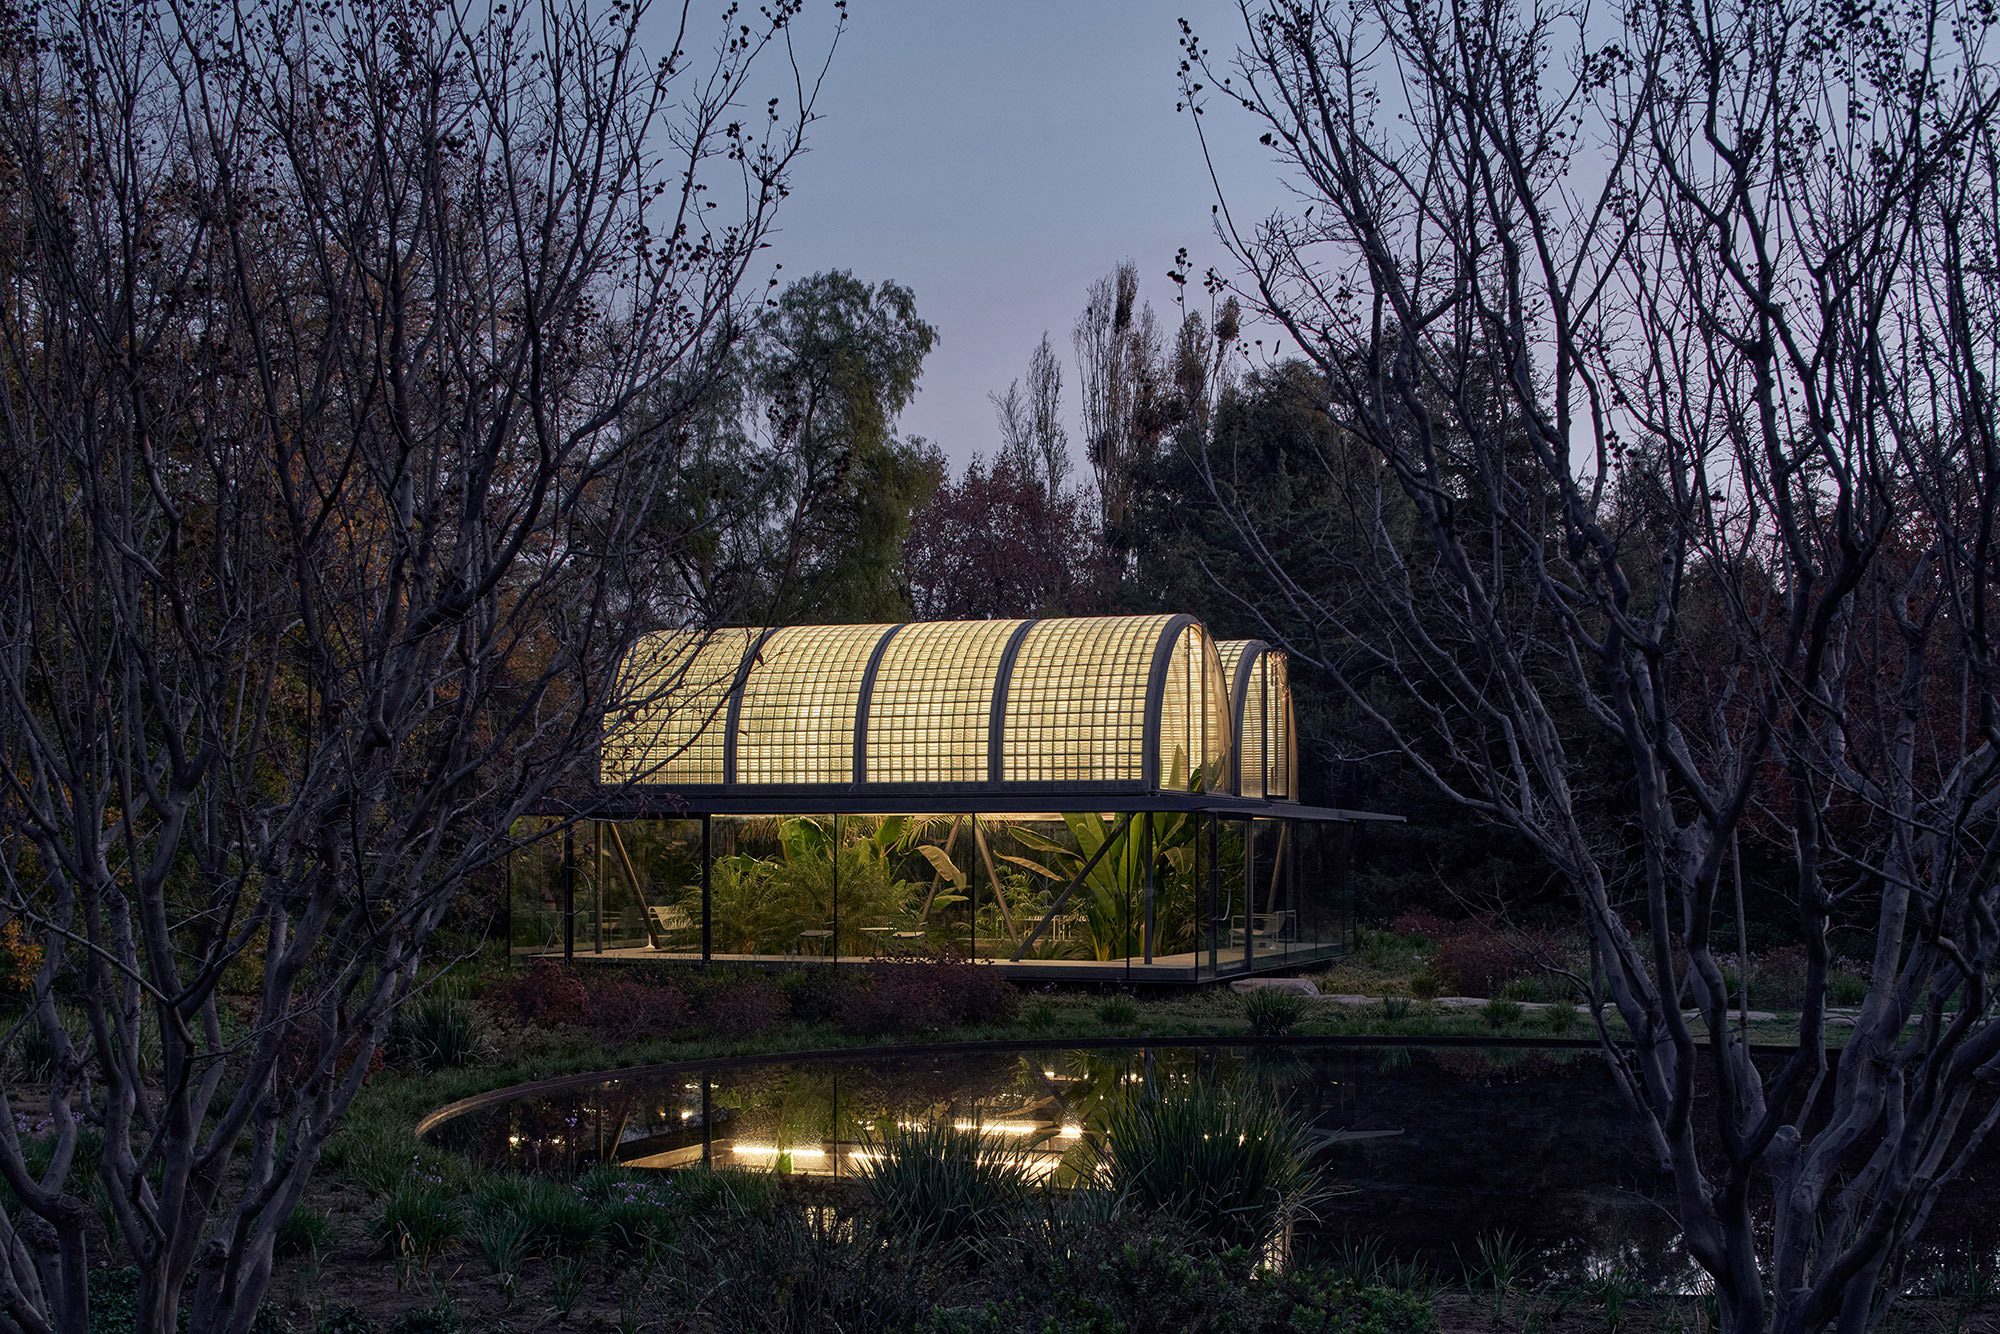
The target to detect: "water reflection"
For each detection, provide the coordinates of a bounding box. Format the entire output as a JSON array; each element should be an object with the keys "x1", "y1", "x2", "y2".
[{"x1": 426, "y1": 1041, "x2": 2000, "y2": 1290}]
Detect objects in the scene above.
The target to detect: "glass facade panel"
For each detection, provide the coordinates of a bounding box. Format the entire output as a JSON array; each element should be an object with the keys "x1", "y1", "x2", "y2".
[
  {"x1": 1155, "y1": 623, "x2": 1232, "y2": 792},
  {"x1": 599, "y1": 628, "x2": 759, "y2": 785},
  {"x1": 508, "y1": 817, "x2": 567, "y2": 958},
  {"x1": 735, "y1": 624, "x2": 895, "y2": 785},
  {"x1": 865, "y1": 619, "x2": 1024, "y2": 784},
  {"x1": 1000, "y1": 616, "x2": 1169, "y2": 785},
  {"x1": 509, "y1": 809, "x2": 1350, "y2": 978}
]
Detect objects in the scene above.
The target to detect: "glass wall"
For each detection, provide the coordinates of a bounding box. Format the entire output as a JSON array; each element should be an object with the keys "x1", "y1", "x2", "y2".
[{"x1": 508, "y1": 811, "x2": 1350, "y2": 979}]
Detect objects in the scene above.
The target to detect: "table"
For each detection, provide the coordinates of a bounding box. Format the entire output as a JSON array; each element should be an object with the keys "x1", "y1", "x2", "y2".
[
  {"x1": 798, "y1": 928, "x2": 835, "y2": 957},
  {"x1": 857, "y1": 926, "x2": 894, "y2": 956}
]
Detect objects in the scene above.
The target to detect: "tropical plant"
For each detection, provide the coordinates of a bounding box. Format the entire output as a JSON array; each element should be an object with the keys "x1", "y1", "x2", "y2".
[
  {"x1": 708, "y1": 816, "x2": 938, "y2": 955},
  {"x1": 1003, "y1": 808, "x2": 1199, "y2": 962}
]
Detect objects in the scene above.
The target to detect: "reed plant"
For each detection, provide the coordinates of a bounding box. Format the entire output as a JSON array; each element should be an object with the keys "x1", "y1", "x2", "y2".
[
  {"x1": 857, "y1": 1118, "x2": 1033, "y2": 1254},
  {"x1": 1092, "y1": 1082, "x2": 1324, "y2": 1255}
]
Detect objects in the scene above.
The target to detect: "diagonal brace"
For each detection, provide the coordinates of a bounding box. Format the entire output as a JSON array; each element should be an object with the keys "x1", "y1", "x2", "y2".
[{"x1": 1011, "y1": 814, "x2": 1133, "y2": 961}]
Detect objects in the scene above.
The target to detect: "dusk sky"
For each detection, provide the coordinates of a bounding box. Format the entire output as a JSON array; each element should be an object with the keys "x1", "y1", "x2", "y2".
[{"x1": 718, "y1": 0, "x2": 1291, "y2": 468}]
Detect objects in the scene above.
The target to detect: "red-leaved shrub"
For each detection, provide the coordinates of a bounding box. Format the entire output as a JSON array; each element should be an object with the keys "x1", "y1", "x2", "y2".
[
  {"x1": 838, "y1": 963, "x2": 1019, "y2": 1036},
  {"x1": 495, "y1": 960, "x2": 591, "y2": 1027},
  {"x1": 697, "y1": 974, "x2": 786, "y2": 1037},
  {"x1": 840, "y1": 966, "x2": 950, "y2": 1036},
  {"x1": 584, "y1": 977, "x2": 693, "y2": 1042},
  {"x1": 1387, "y1": 914, "x2": 1563, "y2": 996}
]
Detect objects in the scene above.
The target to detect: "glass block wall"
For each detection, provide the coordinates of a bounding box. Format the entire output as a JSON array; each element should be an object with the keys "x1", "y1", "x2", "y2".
[
  {"x1": 599, "y1": 615, "x2": 1234, "y2": 793},
  {"x1": 736, "y1": 624, "x2": 896, "y2": 784},
  {"x1": 864, "y1": 619, "x2": 1022, "y2": 784},
  {"x1": 1218, "y1": 640, "x2": 1299, "y2": 800},
  {"x1": 600, "y1": 626, "x2": 762, "y2": 785}
]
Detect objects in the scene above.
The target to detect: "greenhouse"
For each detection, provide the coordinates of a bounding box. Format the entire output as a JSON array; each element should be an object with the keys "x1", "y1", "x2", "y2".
[{"x1": 508, "y1": 614, "x2": 1394, "y2": 981}]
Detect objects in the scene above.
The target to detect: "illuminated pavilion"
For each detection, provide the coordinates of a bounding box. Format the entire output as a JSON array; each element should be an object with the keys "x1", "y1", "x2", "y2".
[{"x1": 508, "y1": 613, "x2": 1394, "y2": 981}]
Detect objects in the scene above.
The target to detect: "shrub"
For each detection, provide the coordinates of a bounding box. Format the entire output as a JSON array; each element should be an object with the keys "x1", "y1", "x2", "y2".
[
  {"x1": 466, "y1": 1209, "x2": 534, "y2": 1299},
  {"x1": 1482, "y1": 997, "x2": 1524, "y2": 1029},
  {"x1": 1750, "y1": 945, "x2": 1810, "y2": 1009},
  {"x1": 1408, "y1": 968, "x2": 1443, "y2": 1001},
  {"x1": 1092, "y1": 1083, "x2": 1323, "y2": 1254},
  {"x1": 0, "y1": 919, "x2": 42, "y2": 997},
  {"x1": 1096, "y1": 994, "x2": 1139, "y2": 1027},
  {"x1": 388, "y1": 996, "x2": 491, "y2": 1071},
  {"x1": 507, "y1": 1179, "x2": 603, "y2": 1253},
  {"x1": 1021, "y1": 999, "x2": 1057, "y2": 1032},
  {"x1": 583, "y1": 976, "x2": 692, "y2": 1042},
  {"x1": 858, "y1": 1119, "x2": 1032, "y2": 1254},
  {"x1": 1242, "y1": 988, "x2": 1309, "y2": 1036},
  {"x1": 385, "y1": 1301, "x2": 460, "y2": 1334},
  {"x1": 780, "y1": 968, "x2": 855, "y2": 1022},
  {"x1": 1380, "y1": 996, "x2": 1411, "y2": 1021},
  {"x1": 1828, "y1": 967, "x2": 1868, "y2": 1006},
  {"x1": 1434, "y1": 931, "x2": 1524, "y2": 998},
  {"x1": 937, "y1": 964, "x2": 1019, "y2": 1026},
  {"x1": 840, "y1": 967, "x2": 950, "y2": 1036},
  {"x1": 1387, "y1": 911, "x2": 1454, "y2": 942},
  {"x1": 494, "y1": 960, "x2": 590, "y2": 1027},
  {"x1": 698, "y1": 974, "x2": 786, "y2": 1038}
]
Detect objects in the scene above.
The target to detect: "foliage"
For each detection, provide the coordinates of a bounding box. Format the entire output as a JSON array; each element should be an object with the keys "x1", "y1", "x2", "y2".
[
  {"x1": 0, "y1": 920, "x2": 40, "y2": 997},
  {"x1": 315, "y1": 1308, "x2": 376, "y2": 1334},
  {"x1": 372, "y1": 1186, "x2": 462, "y2": 1269},
  {"x1": 1481, "y1": 998, "x2": 1524, "y2": 1030},
  {"x1": 1092, "y1": 1082, "x2": 1323, "y2": 1255},
  {"x1": 388, "y1": 998, "x2": 492, "y2": 1073},
  {"x1": 274, "y1": 1206, "x2": 336, "y2": 1259},
  {"x1": 1242, "y1": 988, "x2": 1310, "y2": 1036},
  {"x1": 494, "y1": 962, "x2": 592, "y2": 1029},
  {"x1": 838, "y1": 964, "x2": 1019, "y2": 1036},
  {"x1": 858, "y1": 1120, "x2": 1032, "y2": 1254},
  {"x1": 1003, "y1": 808, "x2": 1200, "y2": 961},
  {"x1": 1097, "y1": 995, "x2": 1139, "y2": 1027}
]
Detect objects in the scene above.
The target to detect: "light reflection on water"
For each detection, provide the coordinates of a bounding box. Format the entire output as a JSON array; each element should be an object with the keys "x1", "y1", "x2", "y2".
[{"x1": 424, "y1": 1041, "x2": 2000, "y2": 1291}]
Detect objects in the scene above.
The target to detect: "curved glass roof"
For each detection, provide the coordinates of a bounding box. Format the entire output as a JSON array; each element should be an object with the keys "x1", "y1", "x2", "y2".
[
  {"x1": 601, "y1": 615, "x2": 1232, "y2": 793},
  {"x1": 1217, "y1": 640, "x2": 1298, "y2": 801}
]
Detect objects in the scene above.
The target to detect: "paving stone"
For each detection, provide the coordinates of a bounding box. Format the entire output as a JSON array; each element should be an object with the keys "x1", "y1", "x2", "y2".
[{"x1": 1228, "y1": 977, "x2": 1321, "y2": 997}]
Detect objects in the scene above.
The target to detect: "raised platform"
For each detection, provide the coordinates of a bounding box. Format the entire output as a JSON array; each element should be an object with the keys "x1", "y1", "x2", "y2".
[{"x1": 514, "y1": 938, "x2": 1344, "y2": 983}]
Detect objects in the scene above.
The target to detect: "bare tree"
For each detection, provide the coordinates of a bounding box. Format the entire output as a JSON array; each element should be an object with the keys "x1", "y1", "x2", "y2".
[
  {"x1": 992, "y1": 330, "x2": 1071, "y2": 500},
  {"x1": 1181, "y1": 0, "x2": 2000, "y2": 1329},
  {"x1": 1074, "y1": 259, "x2": 1165, "y2": 548},
  {"x1": 0, "y1": 1, "x2": 836, "y2": 1331}
]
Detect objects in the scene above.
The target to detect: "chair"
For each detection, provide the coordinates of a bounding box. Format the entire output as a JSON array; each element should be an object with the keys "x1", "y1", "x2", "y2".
[{"x1": 649, "y1": 904, "x2": 693, "y2": 948}]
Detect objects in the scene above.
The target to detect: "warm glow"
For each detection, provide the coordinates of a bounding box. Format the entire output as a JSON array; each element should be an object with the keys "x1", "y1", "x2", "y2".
[
  {"x1": 598, "y1": 615, "x2": 1238, "y2": 792},
  {"x1": 951, "y1": 1119, "x2": 1045, "y2": 1137},
  {"x1": 728, "y1": 1143, "x2": 827, "y2": 1162}
]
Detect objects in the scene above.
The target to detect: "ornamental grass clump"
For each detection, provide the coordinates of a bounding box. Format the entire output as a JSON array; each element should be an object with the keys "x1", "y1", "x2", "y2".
[
  {"x1": 388, "y1": 995, "x2": 492, "y2": 1072},
  {"x1": 1093, "y1": 1083, "x2": 1324, "y2": 1255},
  {"x1": 857, "y1": 1118, "x2": 1033, "y2": 1254},
  {"x1": 1243, "y1": 987, "x2": 1309, "y2": 1035}
]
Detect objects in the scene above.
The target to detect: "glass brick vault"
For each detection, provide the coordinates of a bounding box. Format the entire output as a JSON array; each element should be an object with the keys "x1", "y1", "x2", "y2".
[{"x1": 516, "y1": 614, "x2": 1396, "y2": 982}]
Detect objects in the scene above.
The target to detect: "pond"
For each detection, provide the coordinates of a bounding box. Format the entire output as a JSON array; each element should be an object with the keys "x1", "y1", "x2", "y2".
[{"x1": 422, "y1": 1038, "x2": 2000, "y2": 1291}]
